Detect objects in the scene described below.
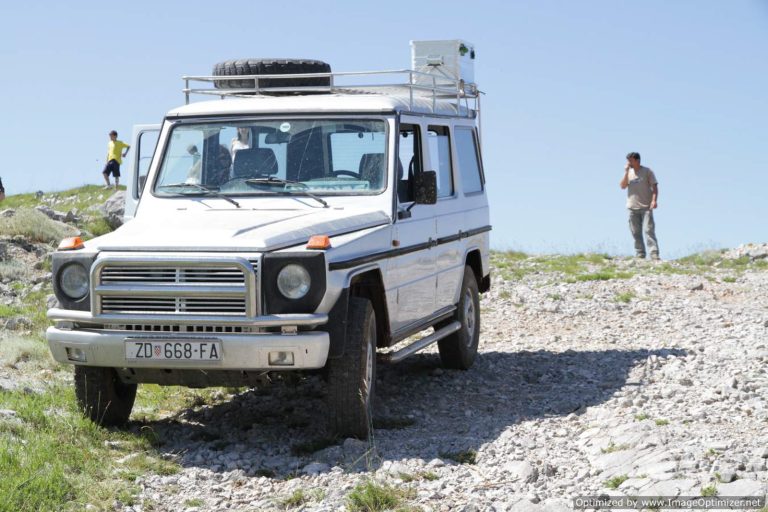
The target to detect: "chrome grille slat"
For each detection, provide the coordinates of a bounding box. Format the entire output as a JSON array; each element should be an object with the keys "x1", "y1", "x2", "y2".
[
  {"x1": 94, "y1": 256, "x2": 260, "y2": 316},
  {"x1": 101, "y1": 266, "x2": 245, "y2": 284}
]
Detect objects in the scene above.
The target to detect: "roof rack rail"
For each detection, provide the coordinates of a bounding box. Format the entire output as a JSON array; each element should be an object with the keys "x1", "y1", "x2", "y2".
[{"x1": 181, "y1": 69, "x2": 481, "y2": 118}]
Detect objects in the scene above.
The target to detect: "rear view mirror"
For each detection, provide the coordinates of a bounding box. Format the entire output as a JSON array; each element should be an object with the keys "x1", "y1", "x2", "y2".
[
  {"x1": 413, "y1": 171, "x2": 437, "y2": 205},
  {"x1": 264, "y1": 131, "x2": 291, "y2": 144}
]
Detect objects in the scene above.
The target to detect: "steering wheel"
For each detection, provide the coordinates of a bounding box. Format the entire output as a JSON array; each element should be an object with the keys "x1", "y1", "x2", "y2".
[{"x1": 331, "y1": 170, "x2": 361, "y2": 179}]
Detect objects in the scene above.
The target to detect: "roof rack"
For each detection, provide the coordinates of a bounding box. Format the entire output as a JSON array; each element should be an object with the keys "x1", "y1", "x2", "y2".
[{"x1": 181, "y1": 69, "x2": 481, "y2": 118}]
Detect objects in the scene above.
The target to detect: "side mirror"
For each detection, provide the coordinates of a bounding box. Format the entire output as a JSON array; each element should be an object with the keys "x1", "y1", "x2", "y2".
[{"x1": 413, "y1": 171, "x2": 437, "y2": 205}]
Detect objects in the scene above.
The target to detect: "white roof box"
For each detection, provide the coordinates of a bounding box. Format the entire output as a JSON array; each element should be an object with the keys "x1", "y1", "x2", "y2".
[{"x1": 410, "y1": 39, "x2": 476, "y2": 89}]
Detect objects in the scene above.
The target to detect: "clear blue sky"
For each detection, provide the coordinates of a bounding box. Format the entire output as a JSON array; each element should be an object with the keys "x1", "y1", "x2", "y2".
[{"x1": 1, "y1": 1, "x2": 766, "y2": 257}]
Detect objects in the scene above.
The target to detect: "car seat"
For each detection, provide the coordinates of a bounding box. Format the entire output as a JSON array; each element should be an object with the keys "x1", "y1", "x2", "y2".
[
  {"x1": 232, "y1": 148, "x2": 278, "y2": 178},
  {"x1": 358, "y1": 153, "x2": 385, "y2": 190}
]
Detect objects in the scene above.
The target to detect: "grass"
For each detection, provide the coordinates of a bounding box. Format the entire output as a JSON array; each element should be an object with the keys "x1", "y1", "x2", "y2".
[
  {"x1": 600, "y1": 442, "x2": 631, "y2": 454},
  {"x1": 398, "y1": 471, "x2": 439, "y2": 483},
  {"x1": 701, "y1": 484, "x2": 718, "y2": 497},
  {"x1": 131, "y1": 385, "x2": 228, "y2": 421},
  {"x1": 280, "y1": 489, "x2": 308, "y2": 508},
  {"x1": 567, "y1": 270, "x2": 634, "y2": 282},
  {"x1": 634, "y1": 413, "x2": 649, "y2": 421},
  {"x1": 491, "y1": 251, "x2": 634, "y2": 283},
  {"x1": 81, "y1": 216, "x2": 114, "y2": 239},
  {"x1": 1, "y1": 186, "x2": 122, "y2": 243},
  {"x1": 0, "y1": 336, "x2": 53, "y2": 369},
  {"x1": 1, "y1": 185, "x2": 121, "y2": 213},
  {"x1": 492, "y1": 248, "x2": 768, "y2": 287},
  {"x1": 604, "y1": 475, "x2": 629, "y2": 489},
  {"x1": 0, "y1": 261, "x2": 30, "y2": 282},
  {"x1": 614, "y1": 291, "x2": 636, "y2": 303},
  {"x1": 0, "y1": 208, "x2": 78, "y2": 245},
  {"x1": 654, "y1": 418, "x2": 670, "y2": 426},
  {"x1": 439, "y1": 449, "x2": 477, "y2": 465},
  {"x1": 0, "y1": 383, "x2": 178, "y2": 511},
  {"x1": 184, "y1": 498, "x2": 204, "y2": 507},
  {"x1": 346, "y1": 480, "x2": 414, "y2": 512}
]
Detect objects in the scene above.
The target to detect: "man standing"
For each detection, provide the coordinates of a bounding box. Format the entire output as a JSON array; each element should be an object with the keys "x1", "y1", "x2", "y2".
[
  {"x1": 620, "y1": 152, "x2": 659, "y2": 259},
  {"x1": 103, "y1": 130, "x2": 130, "y2": 190}
]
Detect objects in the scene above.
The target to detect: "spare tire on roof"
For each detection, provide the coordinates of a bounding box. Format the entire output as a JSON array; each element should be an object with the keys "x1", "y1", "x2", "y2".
[{"x1": 212, "y1": 59, "x2": 331, "y2": 93}]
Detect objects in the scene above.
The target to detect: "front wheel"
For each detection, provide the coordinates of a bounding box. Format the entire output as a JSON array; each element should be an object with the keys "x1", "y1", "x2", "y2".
[
  {"x1": 325, "y1": 297, "x2": 376, "y2": 439},
  {"x1": 438, "y1": 266, "x2": 481, "y2": 369},
  {"x1": 74, "y1": 366, "x2": 137, "y2": 427}
]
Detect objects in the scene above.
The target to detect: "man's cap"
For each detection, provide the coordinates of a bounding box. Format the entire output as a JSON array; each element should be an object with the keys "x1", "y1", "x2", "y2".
[{"x1": 109, "y1": 130, "x2": 118, "y2": 136}]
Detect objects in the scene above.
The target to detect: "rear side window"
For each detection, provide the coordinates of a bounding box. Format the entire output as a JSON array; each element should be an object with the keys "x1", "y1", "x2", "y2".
[
  {"x1": 427, "y1": 126, "x2": 454, "y2": 198},
  {"x1": 455, "y1": 127, "x2": 483, "y2": 194}
]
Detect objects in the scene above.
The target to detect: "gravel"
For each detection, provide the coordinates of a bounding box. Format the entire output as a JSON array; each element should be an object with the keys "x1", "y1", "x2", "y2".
[{"x1": 121, "y1": 260, "x2": 768, "y2": 511}]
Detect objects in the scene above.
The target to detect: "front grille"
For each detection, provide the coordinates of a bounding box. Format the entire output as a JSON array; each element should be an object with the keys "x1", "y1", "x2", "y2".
[
  {"x1": 101, "y1": 266, "x2": 246, "y2": 284},
  {"x1": 101, "y1": 297, "x2": 247, "y2": 314},
  {"x1": 94, "y1": 257, "x2": 260, "y2": 317}
]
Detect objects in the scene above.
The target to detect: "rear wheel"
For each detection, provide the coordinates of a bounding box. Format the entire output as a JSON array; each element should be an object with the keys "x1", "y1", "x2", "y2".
[
  {"x1": 325, "y1": 297, "x2": 376, "y2": 439},
  {"x1": 74, "y1": 366, "x2": 137, "y2": 427},
  {"x1": 438, "y1": 266, "x2": 480, "y2": 369}
]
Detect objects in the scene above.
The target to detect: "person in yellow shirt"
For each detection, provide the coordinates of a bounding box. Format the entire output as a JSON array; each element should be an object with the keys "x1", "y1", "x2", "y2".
[{"x1": 103, "y1": 130, "x2": 131, "y2": 190}]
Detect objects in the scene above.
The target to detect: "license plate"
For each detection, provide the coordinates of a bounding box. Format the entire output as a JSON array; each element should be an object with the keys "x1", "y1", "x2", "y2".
[{"x1": 125, "y1": 339, "x2": 222, "y2": 361}]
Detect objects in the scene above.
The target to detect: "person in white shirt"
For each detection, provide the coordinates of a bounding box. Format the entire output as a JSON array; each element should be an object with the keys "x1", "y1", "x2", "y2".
[{"x1": 231, "y1": 127, "x2": 251, "y2": 157}]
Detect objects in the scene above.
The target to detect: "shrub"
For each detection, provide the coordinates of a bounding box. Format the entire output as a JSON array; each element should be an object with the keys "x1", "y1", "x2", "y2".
[{"x1": 0, "y1": 209, "x2": 76, "y2": 244}]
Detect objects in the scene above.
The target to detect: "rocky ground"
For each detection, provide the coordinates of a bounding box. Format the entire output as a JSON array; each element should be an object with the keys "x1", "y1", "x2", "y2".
[
  {"x1": 2, "y1": 195, "x2": 767, "y2": 510},
  {"x1": 125, "y1": 252, "x2": 768, "y2": 512}
]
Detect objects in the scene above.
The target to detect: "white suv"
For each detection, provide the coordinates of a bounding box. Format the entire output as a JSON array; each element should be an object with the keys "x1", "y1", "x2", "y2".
[{"x1": 47, "y1": 51, "x2": 490, "y2": 439}]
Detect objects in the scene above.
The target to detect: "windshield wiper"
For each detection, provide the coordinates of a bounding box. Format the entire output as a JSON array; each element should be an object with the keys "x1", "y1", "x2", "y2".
[
  {"x1": 158, "y1": 182, "x2": 241, "y2": 208},
  {"x1": 245, "y1": 177, "x2": 329, "y2": 208}
]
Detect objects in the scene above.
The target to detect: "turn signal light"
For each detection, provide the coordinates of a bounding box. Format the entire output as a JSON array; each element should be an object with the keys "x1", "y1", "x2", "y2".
[
  {"x1": 306, "y1": 235, "x2": 331, "y2": 250},
  {"x1": 58, "y1": 237, "x2": 84, "y2": 251}
]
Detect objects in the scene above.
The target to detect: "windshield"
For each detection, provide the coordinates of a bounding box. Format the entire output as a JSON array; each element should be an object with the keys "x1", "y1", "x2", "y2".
[{"x1": 153, "y1": 119, "x2": 388, "y2": 197}]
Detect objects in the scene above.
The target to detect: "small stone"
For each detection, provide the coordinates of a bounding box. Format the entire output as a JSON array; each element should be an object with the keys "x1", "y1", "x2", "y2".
[
  {"x1": 690, "y1": 283, "x2": 704, "y2": 291},
  {"x1": 718, "y1": 470, "x2": 737, "y2": 483},
  {"x1": 502, "y1": 461, "x2": 538, "y2": 483},
  {"x1": 302, "y1": 462, "x2": 330, "y2": 475}
]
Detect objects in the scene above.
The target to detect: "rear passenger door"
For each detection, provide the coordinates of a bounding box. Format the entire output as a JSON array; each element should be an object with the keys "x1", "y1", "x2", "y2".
[
  {"x1": 426, "y1": 125, "x2": 465, "y2": 310},
  {"x1": 389, "y1": 120, "x2": 437, "y2": 333}
]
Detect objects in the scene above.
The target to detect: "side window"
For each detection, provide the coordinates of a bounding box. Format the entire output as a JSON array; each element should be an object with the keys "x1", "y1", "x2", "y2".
[
  {"x1": 455, "y1": 127, "x2": 483, "y2": 194},
  {"x1": 397, "y1": 124, "x2": 422, "y2": 203},
  {"x1": 427, "y1": 126, "x2": 454, "y2": 198},
  {"x1": 136, "y1": 130, "x2": 159, "y2": 197}
]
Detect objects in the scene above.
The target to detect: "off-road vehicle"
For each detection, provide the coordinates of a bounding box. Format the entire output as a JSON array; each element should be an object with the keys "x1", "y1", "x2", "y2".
[{"x1": 47, "y1": 40, "x2": 490, "y2": 438}]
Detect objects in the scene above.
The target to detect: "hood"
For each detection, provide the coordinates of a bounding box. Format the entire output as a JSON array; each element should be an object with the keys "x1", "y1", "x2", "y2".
[{"x1": 92, "y1": 207, "x2": 390, "y2": 252}]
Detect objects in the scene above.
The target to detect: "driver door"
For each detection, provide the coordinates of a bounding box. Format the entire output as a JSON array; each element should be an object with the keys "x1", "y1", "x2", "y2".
[{"x1": 124, "y1": 124, "x2": 160, "y2": 221}]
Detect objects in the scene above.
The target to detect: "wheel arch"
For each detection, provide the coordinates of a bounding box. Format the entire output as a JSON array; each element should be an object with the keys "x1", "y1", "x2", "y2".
[
  {"x1": 349, "y1": 268, "x2": 391, "y2": 348},
  {"x1": 465, "y1": 248, "x2": 490, "y2": 293}
]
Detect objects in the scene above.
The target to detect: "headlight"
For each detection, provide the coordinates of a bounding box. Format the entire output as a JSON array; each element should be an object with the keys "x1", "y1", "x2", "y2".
[
  {"x1": 276, "y1": 264, "x2": 311, "y2": 300},
  {"x1": 59, "y1": 263, "x2": 89, "y2": 300}
]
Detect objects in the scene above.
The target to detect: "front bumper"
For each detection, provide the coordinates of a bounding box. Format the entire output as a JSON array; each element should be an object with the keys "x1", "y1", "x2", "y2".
[{"x1": 47, "y1": 324, "x2": 329, "y2": 370}]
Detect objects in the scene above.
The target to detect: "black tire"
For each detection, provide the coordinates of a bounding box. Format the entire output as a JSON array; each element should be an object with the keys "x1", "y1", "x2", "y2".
[
  {"x1": 212, "y1": 58, "x2": 331, "y2": 92},
  {"x1": 325, "y1": 297, "x2": 376, "y2": 439},
  {"x1": 438, "y1": 266, "x2": 481, "y2": 370},
  {"x1": 74, "y1": 366, "x2": 137, "y2": 427}
]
